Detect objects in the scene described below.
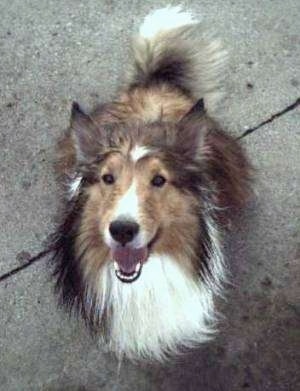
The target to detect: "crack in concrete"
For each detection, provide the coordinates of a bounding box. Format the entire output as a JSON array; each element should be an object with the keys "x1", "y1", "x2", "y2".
[
  {"x1": 0, "y1": 247, "x2": 55, "y2": 283},
  {"x1": 237, "y1": 97, "x2": 300, "y2": 140},
  {"x1": 1, "y1": 98, "x2": 299, "y2": 284}
]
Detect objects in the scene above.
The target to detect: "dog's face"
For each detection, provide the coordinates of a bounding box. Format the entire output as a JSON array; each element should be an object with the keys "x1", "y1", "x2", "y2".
[{"x1": 70, "y1": 103, "x2": 205, "y2": 284}]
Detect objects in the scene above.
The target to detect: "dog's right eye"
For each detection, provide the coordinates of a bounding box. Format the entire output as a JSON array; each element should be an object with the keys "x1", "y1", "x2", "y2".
[
  {"x1": 102, "y1": 174, "x2": 115, "y2": 185},
  {"x1": 151, "y1": 175, "x2": 166, "y2": 187}
]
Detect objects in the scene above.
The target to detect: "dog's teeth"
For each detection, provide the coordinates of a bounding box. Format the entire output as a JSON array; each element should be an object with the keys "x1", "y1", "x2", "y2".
[
  {"x1": 135, "y1": 262, "x2": 141, "y2": 272},
  {"x1": 116, "y1": 270, "x2": 138, "y2": 281},
  {"x1": 114, "y1": 261, "x2": 120, "y2": 271}
]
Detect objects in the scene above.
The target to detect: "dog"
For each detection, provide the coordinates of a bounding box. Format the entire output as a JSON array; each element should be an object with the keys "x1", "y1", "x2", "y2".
[{"x1": 51, "y1": 6, "x2": 252, "y2": 361}]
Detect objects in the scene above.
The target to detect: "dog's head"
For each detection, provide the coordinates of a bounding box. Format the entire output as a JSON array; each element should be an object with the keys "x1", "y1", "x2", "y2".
[
  {"x1": 65, "y1": 101, "x2": 212, "y2": 284},
  {"x1": 55, "y1": 100, "x2": 250, "y2": 292}
]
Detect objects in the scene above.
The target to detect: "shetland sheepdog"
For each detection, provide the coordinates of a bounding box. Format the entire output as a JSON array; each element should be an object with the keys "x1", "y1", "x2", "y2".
[{"x1": 51, "y1": 6, "x2": 252, "y2": 361}]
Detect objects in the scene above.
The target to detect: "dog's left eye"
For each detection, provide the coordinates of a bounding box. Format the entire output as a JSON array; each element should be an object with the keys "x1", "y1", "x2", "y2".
[
  {"x1": 151, "y1": 175, "x2": 166, "y2": 187},
  {"x1": 102, "y1": 174, "x2": 115, "y2": 185}
]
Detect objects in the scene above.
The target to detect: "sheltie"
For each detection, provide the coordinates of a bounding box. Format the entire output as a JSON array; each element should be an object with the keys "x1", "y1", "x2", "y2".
[{"x1": 51, "y1": 6, "x2": 252, "y2": 361}]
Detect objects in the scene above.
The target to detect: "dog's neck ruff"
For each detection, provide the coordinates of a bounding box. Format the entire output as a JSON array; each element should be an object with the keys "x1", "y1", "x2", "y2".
[{"x1": 89, "y1": 254, "x2": 218, "y2": 361}]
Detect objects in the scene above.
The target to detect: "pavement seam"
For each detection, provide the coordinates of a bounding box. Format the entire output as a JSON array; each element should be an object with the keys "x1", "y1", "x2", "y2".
[
  {"x1": 0, "y1": 246, "x2": 55, "y2": 283},
  {"x1": 237, "y1": 97, "x2": 300, "y2": 140}
]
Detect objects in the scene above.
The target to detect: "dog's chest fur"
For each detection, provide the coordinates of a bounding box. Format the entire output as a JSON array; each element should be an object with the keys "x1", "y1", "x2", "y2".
[{"x1": 94, "y1": 254, "x2": 216, "y2": 360}]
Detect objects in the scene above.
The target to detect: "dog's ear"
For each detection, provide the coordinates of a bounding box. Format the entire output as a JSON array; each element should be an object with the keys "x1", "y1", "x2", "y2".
[
  {"x1": 175, "y1": 99, "x2": 207, "y2": 157},
  {"x1": 70, "y1": 102, "x2": 103, "y2": 164}
]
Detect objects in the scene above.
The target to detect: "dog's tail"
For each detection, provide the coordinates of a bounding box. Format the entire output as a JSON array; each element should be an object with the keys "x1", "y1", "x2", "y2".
[{"x1": 129, "y1": 6, "x2": 227, "y2": 110}]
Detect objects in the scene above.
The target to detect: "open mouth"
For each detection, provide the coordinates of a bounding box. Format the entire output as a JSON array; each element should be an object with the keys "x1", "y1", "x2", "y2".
[
  {"x1": 114, "y1": 260, "x2": 143, "y2": 283},
  {"x1": 112, "y1": 246, "x2": 148, "y2": 283}
]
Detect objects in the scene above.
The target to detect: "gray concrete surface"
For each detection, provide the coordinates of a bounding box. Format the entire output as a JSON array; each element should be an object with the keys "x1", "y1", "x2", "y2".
[{"x1": 0, "y1": 0, "x2": 299, "y2": 390}]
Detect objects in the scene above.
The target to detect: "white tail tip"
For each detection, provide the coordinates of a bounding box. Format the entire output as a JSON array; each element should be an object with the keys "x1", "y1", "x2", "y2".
[{"x1": 139, "y1": 5, "x2": 197, "y2": 39}]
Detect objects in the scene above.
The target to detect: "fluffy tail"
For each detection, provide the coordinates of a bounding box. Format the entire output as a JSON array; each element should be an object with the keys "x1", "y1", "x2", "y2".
[{"x1": 129, "y1": 6, "x2": 227, "y2": 110}]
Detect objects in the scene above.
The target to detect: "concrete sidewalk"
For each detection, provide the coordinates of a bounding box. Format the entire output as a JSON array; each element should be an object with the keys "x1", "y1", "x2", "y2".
[{"x1": 0, "y1": 1, "x2": 299, "y2": 390}]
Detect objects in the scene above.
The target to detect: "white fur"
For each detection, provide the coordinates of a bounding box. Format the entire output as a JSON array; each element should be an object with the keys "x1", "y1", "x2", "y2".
[
  {"x1": 69, "y1": 175, "x2": 82, "y2": 198},
  {"x1": 140, "y1": 6, "x2": 197, "y2": 39},
  {"x1": 105, "y1": 181, "x2": 147, "y2": 248},
  {"x1": 204, "y1": 215, "x2": 226, "y2": 293},
  {"x1": 91, "y1": 254, "x2": 217, "y2": 361},
  {"x1": 130, "y1": 145, "x2": 151, "y2": 162},
  {"x1": 113, "y1": 181, "x2": 140, "y2": 221}
]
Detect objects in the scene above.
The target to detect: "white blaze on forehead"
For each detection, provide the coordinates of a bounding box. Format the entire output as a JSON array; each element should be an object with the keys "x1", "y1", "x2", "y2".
[
  {"x1": 139, "y1": 6, "x2": 197, "y2": 39},
  {"x1": 130, "y1": 145, "x2": 151, "y2": 162},
  {"x1": 113, "y1": 180, "x2": 140, "y2": 221}
]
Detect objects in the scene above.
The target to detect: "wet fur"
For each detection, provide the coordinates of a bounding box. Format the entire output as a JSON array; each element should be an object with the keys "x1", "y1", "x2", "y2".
[{"x1": 51, "y1": 6, "x2": 252, "y2": 360}]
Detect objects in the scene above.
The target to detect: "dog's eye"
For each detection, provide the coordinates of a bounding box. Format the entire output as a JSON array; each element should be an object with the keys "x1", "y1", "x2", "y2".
[
  {"x1": 102, "y1": 174, "x2": 115, "y2": 185},
  {"x1": 151, "y1": 175, "x2": 166, "y2": 187}
]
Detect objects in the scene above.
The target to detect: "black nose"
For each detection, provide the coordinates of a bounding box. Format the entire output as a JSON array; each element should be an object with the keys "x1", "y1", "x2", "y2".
[{"x1": 109, "y1": 220, "x2": 140, "y2": 245}]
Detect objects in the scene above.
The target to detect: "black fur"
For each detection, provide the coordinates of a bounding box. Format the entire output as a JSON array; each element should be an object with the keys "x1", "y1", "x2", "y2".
[
  {"x1": 50, "y1": 191, "x2": 87, "y2": 314},
  {"x1": 131, "y1": 52, "x2": 192, "y2": 95}
]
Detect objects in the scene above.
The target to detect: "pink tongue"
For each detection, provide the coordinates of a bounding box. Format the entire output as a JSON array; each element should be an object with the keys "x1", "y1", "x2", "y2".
[{"x1": 113, "y1": 247, "x2": 148, "y2": 274}]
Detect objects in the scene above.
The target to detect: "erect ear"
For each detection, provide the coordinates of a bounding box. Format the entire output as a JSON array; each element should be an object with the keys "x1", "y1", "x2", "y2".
[
  {"x1": 70, "y1": 101, "x2": 103, "y2": 164},
  {"x1": 175, "y1": 99, "x2": 207, "y2": 157}
]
